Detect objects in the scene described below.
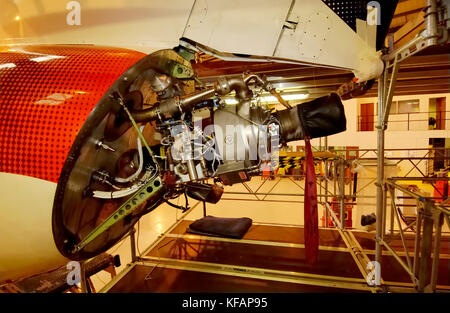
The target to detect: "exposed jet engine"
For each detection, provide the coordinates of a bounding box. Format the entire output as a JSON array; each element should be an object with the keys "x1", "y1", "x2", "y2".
[{"x1": 0, "y1": 46, "x2": 346, "y2": 274}]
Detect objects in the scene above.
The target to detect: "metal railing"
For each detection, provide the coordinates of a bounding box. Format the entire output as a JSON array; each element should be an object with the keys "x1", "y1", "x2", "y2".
[
  {"x1": 357, "y1": 110, "x2": 450, "y2": 132},
  {"x1": 220, "y1": 148, "x2": 449, "y2": 218},
  {"x1": 384, "y1": 178, "x2": 450, "y2": 292}
]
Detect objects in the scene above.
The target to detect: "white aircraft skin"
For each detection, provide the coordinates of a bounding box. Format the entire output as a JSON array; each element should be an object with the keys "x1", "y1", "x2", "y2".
[
  {"x1": 0, "y1": 0, "x2": 381, "y2": 78},
  {"x1": 0, "y1": 173, "x2": 66, "y2": 282}
]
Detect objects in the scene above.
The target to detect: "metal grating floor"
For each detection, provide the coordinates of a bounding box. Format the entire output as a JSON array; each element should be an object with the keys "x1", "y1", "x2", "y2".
[{"x1": 105, "y1": 220, "x2": 449, "y2": 293}]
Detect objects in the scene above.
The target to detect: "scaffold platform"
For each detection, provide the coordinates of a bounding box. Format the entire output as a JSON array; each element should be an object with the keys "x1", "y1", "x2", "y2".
[{"x1": 102, "y1": 218, "x2": 449, "y2": 293}]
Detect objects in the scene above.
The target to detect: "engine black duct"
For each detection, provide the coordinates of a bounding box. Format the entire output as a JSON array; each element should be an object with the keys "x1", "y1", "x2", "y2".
[{"x1": 274, "y1": 93, "x2": 346, "y2": 142}]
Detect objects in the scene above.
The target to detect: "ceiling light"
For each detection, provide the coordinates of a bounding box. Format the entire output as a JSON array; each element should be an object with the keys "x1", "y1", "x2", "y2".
[
  {"x1": 224, "y1": 98, "x2": 238, "y2": 105},
  {"x1": 0, "y1": 63, "x2": 16, "y2": 70},
  {"x1": 223, "y1": 93, "x2": 308, "y2": 105},
  {"x1": 281, "y1": 93, "x2": 309, "y2": 101},
  {"x1": 30, "y1": 55, "x2": 65, "y2": 63},
  {"x1": 260, "y1": 93, "x2": 309, "y2": 102}
]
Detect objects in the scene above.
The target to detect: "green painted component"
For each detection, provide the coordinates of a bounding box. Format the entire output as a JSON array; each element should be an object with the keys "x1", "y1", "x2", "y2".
[
  {"x1": 72, "y1": 176, "x2": 163, "y2": 253},
  {"x1": 170, "y1": 62, "x2": 194, "y2": 79},
  {"x1": 177, "y1": 48, "x2": 196, "y2": 62}
]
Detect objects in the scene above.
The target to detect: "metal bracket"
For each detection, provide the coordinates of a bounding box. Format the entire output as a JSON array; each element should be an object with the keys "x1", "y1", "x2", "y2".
[
  {"x1": 171, "y1": 62, "x2": 194, "y2": 79},
  {"x1": 71, "y1": 176, "x2": 163, "y2": 253}
]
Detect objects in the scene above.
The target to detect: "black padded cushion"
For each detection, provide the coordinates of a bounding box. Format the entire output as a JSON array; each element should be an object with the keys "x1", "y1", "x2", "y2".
[{"x1": 187, "y1": 216, "x2": 252, "y2": 239}]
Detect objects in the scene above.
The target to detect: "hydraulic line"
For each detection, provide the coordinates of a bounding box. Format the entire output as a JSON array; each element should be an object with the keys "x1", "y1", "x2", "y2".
[
  {"x1": 92, "y1": 169, "x2": 157, "y2": 199},
  {"x1": 114, "y1": 125, "x2": 145, "y2": 184}
]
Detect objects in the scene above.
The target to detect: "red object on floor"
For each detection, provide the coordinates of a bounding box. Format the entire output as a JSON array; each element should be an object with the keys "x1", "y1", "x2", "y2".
[{"x1": 304, "y1": 136, "x2": 319, "y2": 264}]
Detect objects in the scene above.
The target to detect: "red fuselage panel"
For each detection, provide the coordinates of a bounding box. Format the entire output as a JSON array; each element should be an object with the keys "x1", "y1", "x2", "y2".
[{"x1": 0, "y1": 45, "x2": 145, "y2": 182}]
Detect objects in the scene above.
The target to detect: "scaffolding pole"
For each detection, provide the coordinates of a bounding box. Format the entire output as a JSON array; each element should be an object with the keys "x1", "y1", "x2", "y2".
[
  {"x1": 375, "y1": 66, "x2": 386, "y2": 286},
  {"x1": 339, "y1": 159, "x2": 346, "y2": 229},
  {"x1": 374, "y1": 0, "x2": 445, "y2": 289},
  {"x1": 324, "y1": 136, "x2": 329, "y2": 227}
]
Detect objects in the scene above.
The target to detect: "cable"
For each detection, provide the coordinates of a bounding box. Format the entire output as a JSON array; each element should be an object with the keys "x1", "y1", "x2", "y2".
[
  {"x1": 137, "y1": 220, "x2": 143, "y2": 257},
  {"x1": 117, "y1": 94, "x2": 159, "y2": 172},
  {"x1": 164, "y1": 199, "x2": 189, "y2": 212},
  {"x1": 115, "y1": 125, "x2": 145, "y2": 184},
  {"x1": 92, "y1": 168, "x2": 157, "y2": 199}
]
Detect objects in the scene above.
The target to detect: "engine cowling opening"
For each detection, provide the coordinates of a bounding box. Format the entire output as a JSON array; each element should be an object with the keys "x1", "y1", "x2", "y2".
[{"x1": 52, "y1": 48, "x2": 346, "y2": 260}]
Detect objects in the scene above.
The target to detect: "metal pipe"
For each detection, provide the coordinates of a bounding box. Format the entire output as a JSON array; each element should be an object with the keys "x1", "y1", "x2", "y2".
[
  {"x1": 382, "y1": 183, "x2": 387, "y2": 239},
  {"x1": 418, "y1": 200, "x2": 434, "y2": 292},
  {"x1": 186, "y1": 159, "x2": 198, "y2": 181},
  {"x1": 382, "y1": 56, "x2": 399, "y2": 126},
  {"x1": 430, "y1": 212, "x2": 443, "y2": 292},
  {"x1": 389, "y1": 176, "x2": 450, "y2": 181},
  {"x1": 333, "y1": 147, "x2": 449, "y2": 152},
  {"x1": 389, "y1": 185, "x2": 395, "y2": 235},
  {"x1": 132, "y1": 73, "x2": 274, "y2": 123},
  {"x1": 380, "y1": 59, "x2": 394, "y2": 243},
  {"x1": 242, "y1": 72, "x2": 292, "y2": 110},
  {"x1": 375, "y1": 69, "x2": 385, "y2": 286},
  {"x1": 386, "y1": 180, "x2": 430, "y2": 200},
  {"x1": 339, "y1": 159, "x2": 345, "y2": 229},
  {"x1": 401, "y1": 219, "x2": 417, "y2": 232},
  {"x1": 80, "y1": 261, "x2": 88, "y2": 293},
  {"x1": 223, "y1": 191, "x2": 374, "y2": 198},
  {"x1": 435, "y1": 205, "x2": 450, "y2": 215},
  {"x1": 324, "y1": 202, "x2": 342, "y2": 229},
  {"x1": 243, "y1": 73, "x2": 267, "y2": 87},
  {"x1": 319, "y1": 174, "x2": 323, "y2": 204},
  {"x1": 324, "y1": 137, "x2": 329, "y2": 227},
  {"x1": 130, "y1": 227, "x2": 137, "y2": 263},
  {"x1": 215, "y1": 76, "x2": 251, "y2": 100},
  {"x1": 334, "y1": 161, "x2": 337, "y2": 207},
  {"x1": 132, "y1": 88, "x2": 216, "y2": 122},
  {"x1": 392, "y1": 193, "x2": 413, "y2": 272},
  {"x1": 413, "y1": 210, "x2": 422, "y2": 279},
  {"x1": 425, "y1": 0, "x2": 439, "y2": 46}
]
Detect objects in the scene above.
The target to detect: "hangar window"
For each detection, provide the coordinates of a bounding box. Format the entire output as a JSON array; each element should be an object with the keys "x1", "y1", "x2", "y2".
[{"x1": 389, "y1": 99, "x2": 420, "y2": 114}]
